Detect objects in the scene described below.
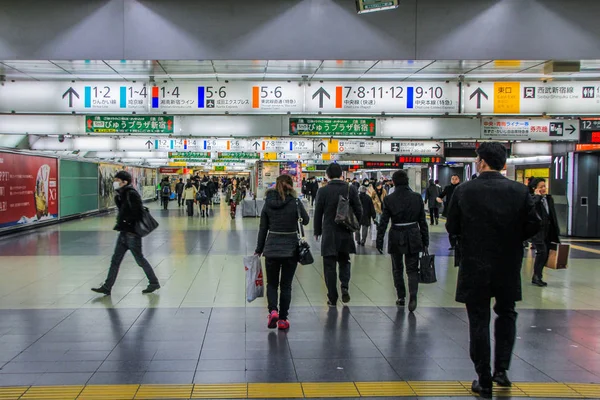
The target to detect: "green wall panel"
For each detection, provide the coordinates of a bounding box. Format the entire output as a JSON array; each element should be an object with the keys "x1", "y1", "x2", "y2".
[{"x1": 60, "y1": 160, "x2": 99, "y2": 217}]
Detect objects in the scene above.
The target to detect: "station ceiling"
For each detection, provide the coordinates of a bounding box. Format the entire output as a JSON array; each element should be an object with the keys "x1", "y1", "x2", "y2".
[{"x1": 2, "y1": 60, "x2": 600, "y2": 81}]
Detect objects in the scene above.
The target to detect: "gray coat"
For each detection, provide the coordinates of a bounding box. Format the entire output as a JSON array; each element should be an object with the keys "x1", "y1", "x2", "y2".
[
  {"x1": 314, "y1": 180, "x2": 363, "y2": 257},
  {"x1": 446, "y1": 172, "x2": 541, "y2": 304}
]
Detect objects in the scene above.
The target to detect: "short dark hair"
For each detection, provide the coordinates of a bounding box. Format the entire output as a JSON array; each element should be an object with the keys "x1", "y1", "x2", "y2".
[
  {"x1": 392, "y1": 170, "x2": 409, "y2": 186},
  {"x1": 476, "y1": 142, "x2": 507, "y2": 171},
  {"x1": 528, "y1": 177, "x2": 546, "y2": 192},
  {"x1": 326, "y1": 163, "x2": 343, "y2": 179},
  {"x1": 452, "y1": 174, "x2": 460, "y2": 179},
  {"x1": 115, "y1": 170, "x2": 132, "y2": 185}
]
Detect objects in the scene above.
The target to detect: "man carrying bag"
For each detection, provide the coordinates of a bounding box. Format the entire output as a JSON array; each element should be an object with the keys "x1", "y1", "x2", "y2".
[{"x1": 314, "y1": 164, "x2": 362, "y2": 306}]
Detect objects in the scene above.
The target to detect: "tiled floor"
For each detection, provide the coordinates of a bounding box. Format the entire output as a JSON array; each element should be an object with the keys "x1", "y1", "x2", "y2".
[{"x1": 0, "y1": 200, "x2": 600, "y2": 393}]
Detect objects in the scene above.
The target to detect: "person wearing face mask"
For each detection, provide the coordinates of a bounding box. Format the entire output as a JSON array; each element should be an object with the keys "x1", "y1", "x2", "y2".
[
  {"x1": 370, "y1": 181, "x2": 387, "y2": 224},
  {"x1": 92, "y1": 171, "x2": 160, "y2": 296},
  {"x1": 529, "y1": 177, "x2": 560, "y2": 287}
]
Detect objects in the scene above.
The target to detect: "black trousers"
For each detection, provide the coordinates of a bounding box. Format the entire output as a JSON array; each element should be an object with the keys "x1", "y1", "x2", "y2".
[
  {"x1": 449, "y1": 234, "x2": 458, "y2": 248},
  {"x1": 162, "y1": 196, "x2": 169, "y2": 210},
  {"x1": 185, "y1": 200, "x2": 194, "y2": 217},
  {"x1": 104, "y1": 232, "x2": 159, "y2": 290},
  {"x1": 323, "y1": 252, "x2": 351, "y2": 303},
  {"x1": 429, "y1": 208, "x2": 439, "y2": 224},
  {"x1": 265, "y1": 257, "x2": 298, "y2": 320},
  {"x1": 466, "y1": 297, "x2": 518, "y2": 387},
  {"x1": 177, "y1": 193, "x2": 183, "y2": 206},
  {"x1": 391, "y1": 253, "x2": 420, "y2": 299},
  {"x1": 533, "y1": 240, "x2": 550, "y2": 279}
]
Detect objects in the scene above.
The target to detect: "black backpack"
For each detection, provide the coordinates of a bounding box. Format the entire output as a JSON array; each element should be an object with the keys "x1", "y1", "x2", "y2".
[{"x1": 162, "y1": 185, "x2": 170, "y2": 195}]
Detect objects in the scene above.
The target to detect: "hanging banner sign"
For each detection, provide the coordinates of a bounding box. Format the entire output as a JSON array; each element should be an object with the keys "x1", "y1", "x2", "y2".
[
  {"x1": 0, "y1": 81, "x2": 149, "y2": 113},
  {"x1": 149, "y1": 82, "x2": 303, "y2": 113},
  {"x1": 481, "y1": 118, "x2": 579, "y2": 141},
  {"x1": 168, "y1": 152, "x2": 210, "y2": 159},
  {"x1": 86, "y1": 115, "x2": 174, "y2": 134},
  {"x1": 381, "y1": 140, "x2": 444, "y2": 156},
  {"x1": 396, "y1": 155, "x2": 445, "y2": 164},
  {"x1": 289, "y1": 117, "x2": 376, "y2": 136},
  {"x1": 465, "y1": 82, "x2": 600, "y2": 114},
  {"x1": 305, "y1": 82, "x2": 459, "y2": 114}
]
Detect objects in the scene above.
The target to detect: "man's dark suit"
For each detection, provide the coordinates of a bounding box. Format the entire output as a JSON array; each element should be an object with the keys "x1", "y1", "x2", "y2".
[{"x1": 446, "y1": 171, "x2": 540, "y2": 387}]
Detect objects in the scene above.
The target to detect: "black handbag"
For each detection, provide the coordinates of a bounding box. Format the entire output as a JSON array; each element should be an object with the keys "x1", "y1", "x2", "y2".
[
  {"x1": 127, "y1": 192, "x2": 159, "y2": 237},
  {"x1": 296, "y1": 200, "x2": 314, "y2": 265},
  {"x1": 419, "y1": 249, "x2": 437, "y2": 284},
  {"x1": 334, "y1": 184, "x2": 360, "y2": 232}
]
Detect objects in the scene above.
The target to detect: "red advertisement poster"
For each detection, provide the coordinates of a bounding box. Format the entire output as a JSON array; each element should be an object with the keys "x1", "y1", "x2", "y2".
[{"x1": 0, "y1": 152, "x2": 59, "y2": 228}]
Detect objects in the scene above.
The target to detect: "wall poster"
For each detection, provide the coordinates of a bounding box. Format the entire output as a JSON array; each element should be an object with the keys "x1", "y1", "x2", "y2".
[{"x1": 0, "y1": 152, "x2": 59, "y2": 228}]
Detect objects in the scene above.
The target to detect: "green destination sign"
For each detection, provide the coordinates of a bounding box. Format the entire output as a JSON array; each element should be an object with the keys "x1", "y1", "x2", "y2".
[
  {"x1": 289, "y1": 118, "x2": 376, "y2": 137},
  {"x1": 169, "y1": 152, "x2": 210, "y2": 159},
  {"x1": 218, "y1": 152, "x2": 260, "y2": 159},
  {"x1": 86, "y1": 115, "x2": 174, "y2": 134}
]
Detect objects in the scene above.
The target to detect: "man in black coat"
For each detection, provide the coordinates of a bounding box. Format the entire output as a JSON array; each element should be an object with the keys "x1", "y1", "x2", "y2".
[
  {"x1": 529, "y1": 177, "x2": 560, "y2": 287},
  {"x1": 438, "y1": 174, "x2": 461, "y2": 250},
  {"x1": 377, "y1": 170, "x2": 429, "y2": 312},
  {"x1": 446, "y1": 142, "x2": 540, "y2": 398},
  {"x1": 92, "y1": 171, "x2": 160, "y2": 296},
  {"x1": 314, "y1": 164, "x2": 362, "y2": 306},
  {"x1": 175, "y1": 178, "x2": 185, "y2": 207},
  {"x1": 356, "y1": 185, "x2": 377, "y2": 246}
]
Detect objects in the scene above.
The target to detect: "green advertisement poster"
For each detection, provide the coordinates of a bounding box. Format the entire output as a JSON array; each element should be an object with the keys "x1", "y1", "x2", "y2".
[
  {"x1": 86, "y1": 115, "x2": 174, "y2": 134},
  {"x1": 289, "y1": 118, "x2": 376, "y2": 137}
]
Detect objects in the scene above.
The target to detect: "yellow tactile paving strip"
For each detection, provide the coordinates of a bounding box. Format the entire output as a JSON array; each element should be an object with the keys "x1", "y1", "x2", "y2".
[{"x1": 2, "y1": 382, "x2": 600, "y2": 399}]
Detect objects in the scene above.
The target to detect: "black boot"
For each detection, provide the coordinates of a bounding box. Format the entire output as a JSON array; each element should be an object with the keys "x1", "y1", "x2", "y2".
[
  {"x1": 471, "y1": 380, "x2": 492, "y2": 399},
  {"x1": 142, "y1": 283, "x2": 161, "y2": 294},
  {"x1": 493, "y1": 371, "x2": 512, "y2": 387}
]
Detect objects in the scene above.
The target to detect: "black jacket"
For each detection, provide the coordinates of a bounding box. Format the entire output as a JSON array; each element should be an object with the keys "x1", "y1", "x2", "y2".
[
  {"x1": 175, "y1": 182, "x2": 185, "y2": 195},
  {"x1": 439, "y1": 183, "x2": 459, "y2": 215},
  {"x1": 255, "y1": 190, "x2": 309, "y2": 258},
  {"x1": 314, "y1": 180, "x2": 362, "y2": 257},
  {"x1": 359, "y1": 192, "x2": 376, "y2": 226},
  {"x1": 114, "y1": 185, "x2": 143, "y2": 234},
  {"x1": 161, "y1": 183, "x2": 172, "y2": 197},
  {"x1": 425, "y1": 184, "x2": 441, "y2": 209},
  {"x1": 531, "y1": 194, "x2": 560, "y2": 244},
  {"x1": 446, "y1": 172, "x2": 541, "y2": 304},
  {"x1": 207, "y1": 181, "x2": 217, "y2": 198},
  {"x1": 377, "y1": 185, "x2": 429, "y2": 254}
]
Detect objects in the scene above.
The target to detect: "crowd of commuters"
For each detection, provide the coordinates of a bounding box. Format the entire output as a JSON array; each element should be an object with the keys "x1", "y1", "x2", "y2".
[{"x1": 92, "y1": 142, "x2": 556, "y2": 399}]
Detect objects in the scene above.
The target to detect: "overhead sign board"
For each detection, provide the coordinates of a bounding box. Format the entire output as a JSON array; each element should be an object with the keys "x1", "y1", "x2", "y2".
[
  {"x1": 481, "y1": 118, "x2": 579, "y2": 141},
  {"x1": 289, "y1": 118, "x2": 376, "y2": 136},
  {"x1": 0, "y1": 81, "x2": 148, "y2": 113},
  {"x1": 356, "y1": 0, "x2": 399, "y2": 14},
  {"x1": 465, "y1": 82, "x2": 600, "y2": 114},
  {"x1": 149, "y1": 82, "x2": 303, "y2": 113},
  {"x1": 396, "y1": 156, "x2": 445, "y2": 164},
  {"x1": 381, "y1": 140, "x2": 444, "y2": 156},
  {"x1": 86, "y1": 115, "x2": 173, "y2": 134},
  {"x1": 363, "y1": 161, "x2": 402, "y2": 169},
  {"x1": 306, "y1": 82, "x2": 459, "y2": 114}
]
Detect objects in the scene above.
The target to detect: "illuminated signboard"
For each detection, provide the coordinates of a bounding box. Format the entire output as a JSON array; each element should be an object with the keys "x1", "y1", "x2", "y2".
[
  {"x1": 396, "y1": 156, "x2": 445, "y2": 164},
  {"x1": 364, "y1": 161, "x2": 401, "y2": 169},
  {"x1": 356, "y1": 0, "x2": 399, "y2": 14}
]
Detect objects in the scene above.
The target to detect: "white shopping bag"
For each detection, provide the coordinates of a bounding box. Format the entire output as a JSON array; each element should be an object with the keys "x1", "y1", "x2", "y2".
[
  {"x1": 371, "y1": 222, "x2": 377, "y2": 242},
  {"x1": 244, "y1": 255, "x2": 264, "y2": 303}
]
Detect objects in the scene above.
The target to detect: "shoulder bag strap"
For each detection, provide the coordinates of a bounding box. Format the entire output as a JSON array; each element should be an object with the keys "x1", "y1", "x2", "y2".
[{"x1": 296, "y1": 199, "x2": 305, "y2": 239}]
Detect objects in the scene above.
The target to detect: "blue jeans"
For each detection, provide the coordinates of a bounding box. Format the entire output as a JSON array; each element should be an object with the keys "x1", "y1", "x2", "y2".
[{"x1": 105, "y1": 232, "x2": 159, "y2": 290}]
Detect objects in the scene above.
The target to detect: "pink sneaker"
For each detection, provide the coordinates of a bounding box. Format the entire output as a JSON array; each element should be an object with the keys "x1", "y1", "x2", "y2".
[
  {"x1": 267, "y1": 311, "x2": 279, "y2": 329},
  {"x1": 277, "y1": 320, "x2": 290, "y2": 330}
]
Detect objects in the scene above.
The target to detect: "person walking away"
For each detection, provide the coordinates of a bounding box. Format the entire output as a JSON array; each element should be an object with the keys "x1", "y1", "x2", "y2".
[
  {"x1": 370, "y1": 181, "x2": 387, "y2": 224},
  {"x1": 92, "y1": 170, "x2": 161, "y2": 296},
  {"x1": 314, "y1": 164, "x2": 362, "y2": 306},
  {"x1": 438, "y1": 174, "x2": 461, "y2": 250},
  {"x1": 207, "y1": 178, "x2": 217, "y2": 213},
  {"x1": 182, "y1": 181, "x2": 197, "y2": 217},
  {"x1": 529, "y1": 177, "x2": 560, "y2": 287},
  {"x1": 157, "y1": 181, "x2": 163, "y2": 205},
  {"x1": 351, "y1": 178, "x2": 360, "y2": 191},
  {"x1": 255, "y1": 175, "x2": 309, "y2": 330},
  {"x1": 175, "y1": 178, "x2": 185, "y2": 207},
  {"x1": 309, "y1": 178, "x2": 319, "y2": 207},
  {"x1": 446, "y1": 142, "x2": 540, "y2": 398},
  {"x1": 355, "y1": 185, "x2": 376, "y2": 246},
  {"x1": 197, "y1": 184, "x2": 211, "y2": 218},
  {"x1": 161, "y1": 179, "x2": 172, "y2": 210},
  {"x1": 227, "y1": 179, "x2": 242, "y2": 219},
  {"x1": 424, "y1": 179, "x2": 441, "y2": 225},
  {"x1": 376, "y1": 170, "x2": 429, "y2": 311}
]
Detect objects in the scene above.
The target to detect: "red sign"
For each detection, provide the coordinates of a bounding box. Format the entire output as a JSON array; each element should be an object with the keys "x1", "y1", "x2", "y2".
[
  {"x1": 364, "y1": 161, "x2": 401, "y2": 169},
  {"x1": 592, "y1": 132, "x2": 600, "y2": 143},
  {"x1": 0, "y1": 152, "x2": 59, "y2": 228},
  {"x1": 396, "y1": 156, "x2": 445, "y2": 164},
  {"x1": 159, "y1": 167, "x2": 181, "y2": 174}
]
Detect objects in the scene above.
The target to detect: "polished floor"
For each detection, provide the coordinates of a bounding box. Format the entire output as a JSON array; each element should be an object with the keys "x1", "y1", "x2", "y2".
[{"x1": 0, "y1": 200, "x2": 600, "y2": 398}]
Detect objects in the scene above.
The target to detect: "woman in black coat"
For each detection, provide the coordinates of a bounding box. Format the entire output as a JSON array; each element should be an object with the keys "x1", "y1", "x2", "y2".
[
  {"x1": 529, "y1": 177, "x2": 560, "y2": 287},
  {"x1": 377, "y1": 170, "x2": 429, "y2": 312},
  {"x1": 355, "y1": 185, "x2": 377, "y2": 246},
  {"x1": 255, "y1": 175, "x2": 309, "y2": 330}
]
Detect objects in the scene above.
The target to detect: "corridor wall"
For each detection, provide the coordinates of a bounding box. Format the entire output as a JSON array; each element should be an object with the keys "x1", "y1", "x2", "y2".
[{"x1": 59, "y1": 160, "x2": 99, "y2": 218}]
